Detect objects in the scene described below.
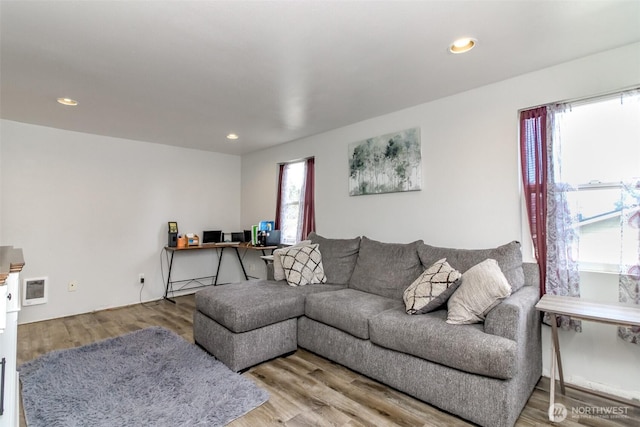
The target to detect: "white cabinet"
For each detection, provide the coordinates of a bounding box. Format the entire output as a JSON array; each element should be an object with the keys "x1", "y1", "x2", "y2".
[
  {"x1": 0, "y1": 247, "x2": 24, "y2": 427},
  {"x1": 0, "y1": 284, "x2": 6, "y2": 332}
]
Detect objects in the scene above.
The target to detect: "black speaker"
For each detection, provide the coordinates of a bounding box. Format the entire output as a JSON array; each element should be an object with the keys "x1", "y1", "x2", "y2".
[
  {"x1": 168, "y1": 232, "x2": 178, "y2": 247},
  {"x1": 243, "y1": 230, "x2": 252, "y2": 243}
]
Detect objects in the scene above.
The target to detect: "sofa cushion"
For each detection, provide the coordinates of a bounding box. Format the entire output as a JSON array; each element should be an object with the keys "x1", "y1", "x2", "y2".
[
  {"x1": 403, "y1": 258, "x2": 462, "y2": 314},
  {"x1": 368, "y1": 307, "x2": 518, "y2": 379},
  {"x1": 279, "y1": 243, "x2": 327, "y2": 286},
  {"x1": 349, "y1": 236, "x2": 423, "y2": 300},
  {"x1": 418, "y1": 240, "x2": 525, "y2": 292},
  {"x1": 308, "y1": 232, "x2": 361, "y2": 285},
  {"x1": 273, "y1": 240, "x2": 311, "y2": 281},
  {"x1": 305, "y1": 288, "x2": 402, "y2": 339},
  {"x1": 447, "y1": 259, "x2": 512, "y2": 325},
  {"x1": 195, "y1": 280, "x2": 344, "y2": 333}
]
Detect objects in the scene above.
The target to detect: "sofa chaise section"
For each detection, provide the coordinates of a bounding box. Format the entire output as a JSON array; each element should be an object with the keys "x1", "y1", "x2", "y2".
[{"x1": 194, "y1": 280, "x2": 344, "y2": 371}]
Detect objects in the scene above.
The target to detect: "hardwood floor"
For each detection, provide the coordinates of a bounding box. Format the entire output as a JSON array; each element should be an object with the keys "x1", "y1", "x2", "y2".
[{"x1": 17, "y1": 295, "x2": 640, "y2": 427}]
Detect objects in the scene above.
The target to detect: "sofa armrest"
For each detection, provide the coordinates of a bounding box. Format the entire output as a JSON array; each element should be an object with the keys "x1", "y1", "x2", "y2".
[
  {"x1": 522, "y1": 262, "x2": 541, "y2": 288},
  {"x1": 484, "y1": 285, "x2": 540, "y2": 341}
]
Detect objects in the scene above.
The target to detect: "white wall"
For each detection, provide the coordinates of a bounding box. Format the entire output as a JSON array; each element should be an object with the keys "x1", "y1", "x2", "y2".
[
  {"x1": 0, "y1": 130, "x2": 3, "y2": 244},
  {"x1": 241, "y1": 43, "x2": 640, "y2": 399},
  {"x1": 0, "y1": 120, "x2": 243, "y2": 323}
]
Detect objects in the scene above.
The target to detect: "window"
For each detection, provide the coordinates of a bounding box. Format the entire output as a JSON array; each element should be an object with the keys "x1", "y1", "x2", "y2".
[
  {"x1": 551, "y1": 91, "x2": 640, "y2": 272},
  {"x1": 279, "y1": 161, "x2": 306, "y2": 245},
  {"x1": 275, "y1": 158, "x2": 315, "y2": 245}
]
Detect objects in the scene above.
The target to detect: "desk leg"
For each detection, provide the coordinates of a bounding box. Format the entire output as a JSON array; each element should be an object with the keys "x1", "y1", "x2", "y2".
[
  {"x1": 164, "y1": 250, "x2": 176, "y2": 304},
  {"x1": 549, "y1": 330, "x2": 556, "y2": 421},
  {"x1": 214, "y1": 247, "x2": 224, "y2": 285},
  {"x1": 548, "y1": 313, "x2": 566, "y2": 422},
  {"x1": 551, "y1": 314, "x2": 566, "y2": 394},
  {"x1": 235, "y1": 247, "x2": 248, "y2": 280}
]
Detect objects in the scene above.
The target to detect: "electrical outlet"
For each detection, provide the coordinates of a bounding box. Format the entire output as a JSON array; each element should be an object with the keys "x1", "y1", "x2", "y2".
[
  {"x1": 68, "y1": 281, "x2": 78, "y2": 292},
  {"x1": 249, "y1": 263, "x2": 256, "y2": 272},
  {"x1": 139, "y1": 273, "x2": 145, "y2": 284}
]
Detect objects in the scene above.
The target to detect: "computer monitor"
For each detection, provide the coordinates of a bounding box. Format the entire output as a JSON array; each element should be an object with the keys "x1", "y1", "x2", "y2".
[
  {"x1": 202, "y1": 230, "x2": 223, "y2": 244},
  {"x1": 266, "y1": 230, "x2": 281, "y2": 246},
  {"x1": 231, "y1": 232, "x2": 245, "y2": 242}
]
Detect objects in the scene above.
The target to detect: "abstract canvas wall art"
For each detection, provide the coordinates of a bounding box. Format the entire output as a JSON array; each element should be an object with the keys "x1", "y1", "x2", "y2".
[{"x1": 348, "y1": 127, "x2": 422, "y2": 196}]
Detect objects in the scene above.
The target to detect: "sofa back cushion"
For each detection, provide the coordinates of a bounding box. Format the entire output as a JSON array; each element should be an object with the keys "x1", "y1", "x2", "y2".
[
  {"x1": 308, "y1": 232, "x2": 361, "y2": 285},
  {"x1": 349, "y1": 236, "x2": 423, "y2": 300},
  {"x1": 417, "y1": 240, "x2": 525, "y2": 293}
]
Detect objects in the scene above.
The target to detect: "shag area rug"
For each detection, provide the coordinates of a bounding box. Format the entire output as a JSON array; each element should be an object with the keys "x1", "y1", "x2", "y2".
[{"x1": 19, "y1": 327, "x2": 268, "y2": 427}]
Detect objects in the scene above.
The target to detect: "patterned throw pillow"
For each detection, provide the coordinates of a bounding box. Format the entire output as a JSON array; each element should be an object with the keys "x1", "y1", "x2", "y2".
[
  {"x1": 272, "y1": 240, "x2": 311, "y2": 281},
  {"x1": 403, "y1": 258, "x2": 462, "y2": 315},
  {"x1": 280, "y1": 244, "x2": 327, "y2": 287}
]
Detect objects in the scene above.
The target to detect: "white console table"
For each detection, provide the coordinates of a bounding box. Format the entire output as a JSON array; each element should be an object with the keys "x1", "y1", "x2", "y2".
[
  {"x1": 0, "y1": 247, "x2": 25, "y2": 427},
  {"x1": 535, "y1": 294, "x2": 640, "y2": 421}
]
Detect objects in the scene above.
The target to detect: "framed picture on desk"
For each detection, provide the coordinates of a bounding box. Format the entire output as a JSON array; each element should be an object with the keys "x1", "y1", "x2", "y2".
[{"x1": 168, "y1": 222, "x2": 178, "y2": 233}]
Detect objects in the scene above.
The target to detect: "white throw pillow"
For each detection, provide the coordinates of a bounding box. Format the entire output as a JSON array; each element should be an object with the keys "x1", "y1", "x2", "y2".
[
  {"x1": 403, "y1": 258, "x2": 462, "y2": 314},
  {"x1": 446, "y1": 258, "x2": 512, "y2": 325},
  {"x1": 279, "y1": 244, "x2": 327, "y2": 287},
  {"x1": 273, "y1": 240, "x2": 311, "y2": 281}
]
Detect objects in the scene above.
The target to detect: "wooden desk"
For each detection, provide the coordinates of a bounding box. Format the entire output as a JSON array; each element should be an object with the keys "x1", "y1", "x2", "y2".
[
  {"x1": 239, "y1": 243, "x2": 278, "y2": 264},
  {"x1": 535, "y1": 295, "x2": 640, "y2": 420},
  {"x1": 163, "y1": 243, "x2": 277, "y2": 302}
]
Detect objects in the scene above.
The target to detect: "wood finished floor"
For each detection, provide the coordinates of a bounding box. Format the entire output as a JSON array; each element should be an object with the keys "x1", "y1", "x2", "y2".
[{"x1": 17, "y1": 295, "x2": 640, "y2": 427}]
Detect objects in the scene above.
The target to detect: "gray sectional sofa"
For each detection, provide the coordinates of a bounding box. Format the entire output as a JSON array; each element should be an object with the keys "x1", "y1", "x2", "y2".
[{"x1": 193, "y1": 233, "x2": 542, "y2": 427}]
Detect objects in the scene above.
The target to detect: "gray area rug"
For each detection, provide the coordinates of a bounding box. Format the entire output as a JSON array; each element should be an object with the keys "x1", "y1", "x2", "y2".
[{"x1": 19, "y1": 327, "x2": 268, "y2": 427}]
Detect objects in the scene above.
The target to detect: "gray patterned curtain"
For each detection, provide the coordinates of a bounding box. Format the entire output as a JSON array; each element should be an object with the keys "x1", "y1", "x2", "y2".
[
  {"x1": 618, "y1": 179, "x2": 640, "y2": 344},
  {"x1": 544, "y1": 104, "x2": 582, "y2": 331},
  {"x1": 616, "y1": 89, "x2": 640, "y2": 345}
]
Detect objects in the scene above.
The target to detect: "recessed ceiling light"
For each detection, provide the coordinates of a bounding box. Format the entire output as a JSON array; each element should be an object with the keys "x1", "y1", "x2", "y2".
[
  {"x1": 449, "y1": 38, "x2": 477, "y2": 54},
  {"x1": 226, "y1": 133, "x2": 239, "y2": 140},
  {"x1": 57, "y1": 97, "x2": 78, "y2": 106}
]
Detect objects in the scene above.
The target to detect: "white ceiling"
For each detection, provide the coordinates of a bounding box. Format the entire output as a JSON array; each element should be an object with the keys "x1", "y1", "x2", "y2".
[{"x1": 1, "y1": 1, "x2": 639, "y2": 155}]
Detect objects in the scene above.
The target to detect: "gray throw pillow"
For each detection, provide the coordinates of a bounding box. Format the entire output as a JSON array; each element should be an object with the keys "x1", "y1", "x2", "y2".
[
  {"x1": 403, "y1": 258, "x2": 462, "y2": 314},
  {"x1": 307, "y1": 232, "x2": 361, "y2": 285},
  {"x1": 446, "y1": 259, "x2": 512, "y2": 325},
  {"x1": 349, "y1": 236, "x2": 423, "y2": 300},
  {"x1": 418, "y1": 241, "x2": 525, "y2": 292}
]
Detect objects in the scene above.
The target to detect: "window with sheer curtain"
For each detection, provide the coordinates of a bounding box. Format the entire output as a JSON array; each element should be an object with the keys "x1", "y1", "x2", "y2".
[
  {"x1": 554, "y1": 93, "x2": 640, "y2": 275},
  {"x1": 274, "y1": 158, "x2": 315, "y2": 245},
  {"x1": 521, "y1": 88, "x2": 640, "y2": 341},
  {"x1": 556, "y1": 91, "x2": 640, "y2": 343}
]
